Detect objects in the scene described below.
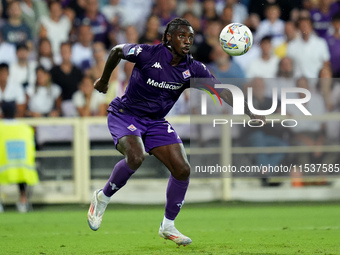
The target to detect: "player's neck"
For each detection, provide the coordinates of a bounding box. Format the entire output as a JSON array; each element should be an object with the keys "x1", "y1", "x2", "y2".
[
  {"x1": 171, "y1": 55, "x2": 185, "y2": 66},
  {"x1": 166, "y1": 45, "x2": 185, "y2": 66}
]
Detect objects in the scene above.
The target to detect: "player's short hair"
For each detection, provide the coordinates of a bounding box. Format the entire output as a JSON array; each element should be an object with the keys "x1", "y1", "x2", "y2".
[{"x1": 162, "y1": 18, "x2": 192, "y2": 45}]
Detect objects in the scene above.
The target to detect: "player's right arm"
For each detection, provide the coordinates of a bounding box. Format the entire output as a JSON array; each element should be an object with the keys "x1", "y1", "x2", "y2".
[
  {"x1": 94, "y1": 44, "x2": 125, "y2": 93},
  {"x1": 95, "y1": 43, "x2": 151, "y2": 93}
]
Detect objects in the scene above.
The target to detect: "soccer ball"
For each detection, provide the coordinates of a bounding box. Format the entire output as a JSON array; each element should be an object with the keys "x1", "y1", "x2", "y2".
[{"x1": 219, "y1": 23, "x2": 253, "y2": 56}]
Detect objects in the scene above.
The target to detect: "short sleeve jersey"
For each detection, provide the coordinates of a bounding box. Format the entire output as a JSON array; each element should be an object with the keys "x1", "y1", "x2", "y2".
[{"x1": 108, "y1": 43, "x2": 218, "y2": 119}]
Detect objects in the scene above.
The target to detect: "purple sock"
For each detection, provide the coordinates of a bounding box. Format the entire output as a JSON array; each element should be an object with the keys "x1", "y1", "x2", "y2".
[
  {"x1": 165, "y1": 175, "x2": 189, "y2": 220},
  {"x1": 102, "y1": 159, "x2": 135, "y2": 197}
]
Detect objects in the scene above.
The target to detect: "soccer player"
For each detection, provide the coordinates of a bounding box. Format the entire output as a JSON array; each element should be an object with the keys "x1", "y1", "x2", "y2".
[{"x1": 87, "y1": 18, "x2": 264, "y2": 246}]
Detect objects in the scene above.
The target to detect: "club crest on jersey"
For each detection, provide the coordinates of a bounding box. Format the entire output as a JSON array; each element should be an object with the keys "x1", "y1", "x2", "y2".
[
  {"x1": 128, "y1": 47, "x2": 135, "y2": 55},
  {"x1": 127, "y1": 124, "x2": 137, "y2": 131},
  {"x1": 182, "y1": 70, "x2": 191, "y2": 79}
]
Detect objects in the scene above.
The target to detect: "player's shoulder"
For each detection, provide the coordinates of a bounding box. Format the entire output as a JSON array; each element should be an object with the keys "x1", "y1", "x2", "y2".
[
  {"x1": 189, "y1": 59, "x2": 210, "y2": 76},
  {"x1": 123, "y1": 43, "x2": 162, "y2": 59},
  {"x1": 126, "y1": 43, "x2": 160, "y2": 53}
]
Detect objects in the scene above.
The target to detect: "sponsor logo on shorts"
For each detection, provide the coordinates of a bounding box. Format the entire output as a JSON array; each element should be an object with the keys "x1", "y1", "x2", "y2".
[{"x1": 127, "y1": 124, "x2": 137, "y2": 131}]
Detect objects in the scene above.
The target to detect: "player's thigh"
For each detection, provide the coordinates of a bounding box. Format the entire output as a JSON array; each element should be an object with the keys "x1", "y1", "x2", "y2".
[
  {"x1": 107, "y1": 111, "x2": 146, "y2": 169},
  {"x1": 150, "y1": 143, "x2": 191, "y2": 180},
  {"x1": 117, "y1": 135, "x2": 144, "y2": 157},
  {"x1": 117, "y1": 135, "x2": 145, "y2": 170}
]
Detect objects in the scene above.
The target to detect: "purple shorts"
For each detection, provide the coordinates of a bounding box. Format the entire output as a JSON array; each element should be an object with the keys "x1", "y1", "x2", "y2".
[{"x1": 107, "y1": 111, "x2": 182, "y2": 153}]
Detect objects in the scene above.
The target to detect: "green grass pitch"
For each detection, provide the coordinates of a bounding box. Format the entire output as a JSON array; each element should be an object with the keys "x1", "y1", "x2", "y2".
[{"x1": 1, "y1": 202, "x2": 339, "y2": 255}]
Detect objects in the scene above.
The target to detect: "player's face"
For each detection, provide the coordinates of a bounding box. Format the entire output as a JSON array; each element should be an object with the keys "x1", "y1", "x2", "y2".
[{"x1": 168, "y1": 25, "x2": 194, "y2": 57}]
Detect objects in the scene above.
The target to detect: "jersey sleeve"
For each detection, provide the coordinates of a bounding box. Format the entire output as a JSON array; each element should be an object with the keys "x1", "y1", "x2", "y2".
[
  {"x1": 191, "y1": 61, "x2": 222, "y2": 94},
  {"x1": 122, "y1": 44, "x2": 151, "y2": 66}
]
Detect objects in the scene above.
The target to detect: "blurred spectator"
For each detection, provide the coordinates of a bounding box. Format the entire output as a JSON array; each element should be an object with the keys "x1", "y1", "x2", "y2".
[
  {"x1": 138, "y1": 15, "x2": 162, "y2": 45},
  {"x1": 317, "y1": 66, "x2": 334, "y2": 111},
  {"x1": 36, "y1": 37, "x2": 54, "y2": 71},
  {"x1": 119, "y1": 0, "x2": 153, "y2": 34},
  {"x1": 287, "y1": 17, "x2": 330, "y2": 78},
  {"x1": 244, "y1": 77, "x2": 288, "y2": 186},
  {"x1": 248, "y1": 0, "x2": 301, "y2": 21},
  {"x1": 325, "y1": 13, "x2": 340, "y2": 77},
  {"x1": 76, "y1": 0, "x2": 110, "y2": 48},
  {"x1": 325, "y1": 73, "x2": 340, "y2": 142},
  {"x1": 0, "y1": 1, "x2": 4, "y2": 27},
  {"x1": 85, "y1": 41, "x2": 118, "y2": 88},
  {"x1": 176, "y1": 0, "x2": 202, "y2": 18},
  {"x1": 124, "y1": 25, "x2": 139, "y2": 44},
  {"x1": 1, "y1": 0, "x2": 32, "y2": 49},
  {"x1": 26, "y1": 66, "x2": 62, "y2": 117},
  {"x1": 72, "y1": 75, "x2": 107, "y2": 116},
  {"x1": 247, "y1": 36, "x2": 279, "y2": 78},
  {"x1": 274, "y1": 21, "x2": 298, "y2": 59},
  {"x1": 275, "y1": 57, "x2": 296, "y2": 97},
  {"x1": 0, "y1": 63, "x2": 26, "y2": 118},
  {"x1": 220, "y1": 5, "x2": 233, "y2": 27},
  {"x1": 182, "y1": 11, "x2": 204, "y2": 57},
  {"x1": 288, "y1": 77, "x2": 327, "y2": 166},
  {"x1": 39, "y1": 0, "x2": 71, "y2": 59},
  {"x1": 9, "y1": 44, "x2": 36, "y2": 90},
  {"x1": 195, "y1": 18, "x2": 221, "y2": 64},
  {"x1": 0, "y1": 30, "x2": 16, "y2": 65},
  {"x1": 63, "y1": 0, "x2": 86, "y2": 19},
  {"x1": 71, "y1": 23, "x2": 94, "y2": 70},
  {"x1": 201, "y1": 0, "x2": 219, "y2": 30},
  {"x1": 310, "y1": 0, "x2": 340, "y2": 38},
  {"x1": 218, "y1": 0, "x2": 248, "y2": 24},
  {"x1": 244, "y1": 12, "x2": 260, "y2": 34},
  {"x1": 0, "y1": 101, "x2": 38, "y2": 213},
  {"x1": 101, "y1": 0, "x2": 123, "y2": 29},
  {"x1": 154, "y1": 0, "x2": 177, "y2": 33},
  {"x1": 51, "y1": 42, "x2": 83, "y2": 116},
  {"x1": 208, "y1": 44, "x2": 246, "y2": 79},
  {"x1": 254, "y1": 4, "x2": 285, "y2": 47},
  {"x1": 301, "y1": 0, "x2": 319, "y2": 11},
  {"x1": 20, "y1": 0, "x2": 48, "y2": 38}
]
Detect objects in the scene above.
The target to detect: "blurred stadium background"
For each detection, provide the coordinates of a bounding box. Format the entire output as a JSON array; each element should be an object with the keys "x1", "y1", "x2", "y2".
[{"x1": 0, "y1": 0, "x2": 340, "y2": 212}]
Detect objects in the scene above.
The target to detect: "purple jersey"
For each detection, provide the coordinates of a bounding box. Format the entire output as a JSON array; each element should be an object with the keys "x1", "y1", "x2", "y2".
[
  {"x1": 108, "y1": 43, "x2": 218, "y2": 119},
  {"x1": 325, "y1": 35, "x2": 340, "y2": 75},
  {"x1": 310, "y1": 3, "x2": 340, "y2": 38}
]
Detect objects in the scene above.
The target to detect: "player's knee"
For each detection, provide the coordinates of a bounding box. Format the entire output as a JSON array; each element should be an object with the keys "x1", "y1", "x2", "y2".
[
  {"x1": 173, "y1": 163, "x2": 191, "y2": 180},
  {"x1": 126, "y1": 153, "x2": 145, "y2": 170}
]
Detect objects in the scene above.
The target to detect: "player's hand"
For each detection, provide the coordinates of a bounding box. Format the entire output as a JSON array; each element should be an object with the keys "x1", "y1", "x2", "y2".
[
  {"x1": 249, "y1": 113, "x2": 266, "y2": 126},
  {"x1": 94, "y1": 78, "x2": 108, "y2": 94}
]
